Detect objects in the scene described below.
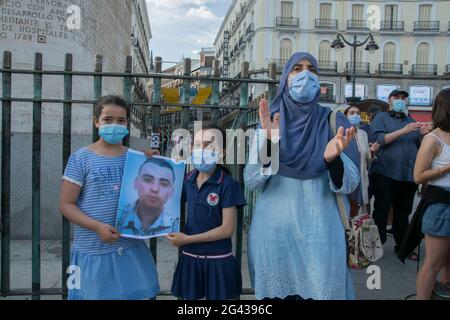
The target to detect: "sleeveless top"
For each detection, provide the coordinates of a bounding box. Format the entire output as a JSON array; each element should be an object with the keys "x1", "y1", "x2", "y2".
[{"x1": 428, "y1": 133, "x2": 450, "y2": 188}]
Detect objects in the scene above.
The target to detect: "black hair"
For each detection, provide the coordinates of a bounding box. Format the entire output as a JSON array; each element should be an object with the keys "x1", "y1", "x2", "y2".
[
  {"x1": 94, "y1": 95, "x2": 130, "y2": 120},
  {"x1": 199, "y1": 123, "x2": 232, "y2": 176},
  {"x1": 432, "y1": 88, "x2": 450, "y2": 132},
  {"x1": 138, "y1": 157, "x2": 175, "y2": 184}
]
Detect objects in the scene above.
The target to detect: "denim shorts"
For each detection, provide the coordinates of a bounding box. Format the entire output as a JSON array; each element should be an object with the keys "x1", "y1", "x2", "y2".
[{"x1": 422, "y1": 203, "x2": 450, "y2": 237}]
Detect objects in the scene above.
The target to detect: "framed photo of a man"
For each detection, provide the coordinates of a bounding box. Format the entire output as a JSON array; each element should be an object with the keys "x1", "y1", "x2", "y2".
[{"x1": 116, "y1": 149, "x2": 185, "y2": 239}]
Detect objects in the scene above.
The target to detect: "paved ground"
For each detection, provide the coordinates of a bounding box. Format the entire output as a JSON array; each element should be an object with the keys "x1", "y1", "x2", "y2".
[{"x1": 0, "y1": 232, "x2": 422, "y2": 300}]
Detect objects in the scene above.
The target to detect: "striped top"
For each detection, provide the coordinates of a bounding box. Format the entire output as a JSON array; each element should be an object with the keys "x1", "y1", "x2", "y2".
[{"x1": 63, "y1": 147, "x2": 142, "y2": 254}]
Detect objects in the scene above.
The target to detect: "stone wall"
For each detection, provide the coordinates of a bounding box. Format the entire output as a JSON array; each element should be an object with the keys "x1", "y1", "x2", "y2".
[{"x1": 0, "y1": 0, "x2": 149, "y2": 239}]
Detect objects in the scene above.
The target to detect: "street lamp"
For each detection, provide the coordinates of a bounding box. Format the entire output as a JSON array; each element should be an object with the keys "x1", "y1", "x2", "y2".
[{"x1": 331, "y1": 33, "x2": 379, "y2": 104}]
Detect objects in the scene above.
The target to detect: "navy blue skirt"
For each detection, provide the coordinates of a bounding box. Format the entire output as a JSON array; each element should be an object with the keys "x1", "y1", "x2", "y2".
[{"x1": 171, "y1": 253, "x2": 242, "y2": 300}]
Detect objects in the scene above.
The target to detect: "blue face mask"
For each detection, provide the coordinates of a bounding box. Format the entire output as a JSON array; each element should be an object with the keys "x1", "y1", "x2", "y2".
[
  {"x1": 392, "y1": 99, "x2": 408, "y2": 114},
  {"x1": 288, "y1": 70, "x2": 320, "y2": 103},
  {"x1": 191, "y1": 149, "x2": 218, "y2": 173},
  {"x1": 348, "y1": 114, "x2": 361, "y2": 126},
  {"x1": 98, "y1": 124, "x2": 129, "y2": 145}
]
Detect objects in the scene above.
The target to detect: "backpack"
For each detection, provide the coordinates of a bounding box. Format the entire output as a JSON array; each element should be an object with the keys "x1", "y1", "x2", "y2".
[{"x1": 329, "y1": 110, "x2": 384, "y2": 270}]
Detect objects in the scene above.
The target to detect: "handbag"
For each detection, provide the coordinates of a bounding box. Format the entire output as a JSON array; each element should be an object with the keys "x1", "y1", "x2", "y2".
[{"x1": 329, "y1": 110, "x2": 384, "y2": 270}]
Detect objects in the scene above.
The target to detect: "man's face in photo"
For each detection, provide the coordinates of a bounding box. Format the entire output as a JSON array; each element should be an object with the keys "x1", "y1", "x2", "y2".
[{"x1": 134, "y1": 162, "x2": 174, "y2": 212}]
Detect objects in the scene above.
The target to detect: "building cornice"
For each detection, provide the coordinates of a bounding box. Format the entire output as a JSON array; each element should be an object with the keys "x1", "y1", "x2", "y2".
[
  {"x1": 214, "y1": 0, "x2": 257, "y2": 45},
  {"x1": 214, "y1": 0, "x2": 238, "y2": 46}
]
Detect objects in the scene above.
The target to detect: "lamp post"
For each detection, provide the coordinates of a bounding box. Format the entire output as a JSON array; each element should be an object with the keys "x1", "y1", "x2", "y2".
[{"x1": 331, "y1": 33, "x2": 379, "y2": 105}]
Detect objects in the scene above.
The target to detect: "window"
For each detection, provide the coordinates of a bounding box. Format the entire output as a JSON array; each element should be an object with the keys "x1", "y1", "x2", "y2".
[
  {"x1": 319, "y1": 3, "x2": 332, "y2": 20},
  {"x1": 281, "y1": 1, "x2": 293, "y2": 18},
  {"x1": 418, "y1": 4, "x2": 432, "y2": 21},
  {"x1": 319, "y1": 83, "x2": 335, "y2": 103},
  {"x1": 352, "y1": 4, "x2": 364, "y2": 20},
  {"x1": 319, "y1": 40, "x2": 331, "y2": 62},
  {"x1": 377, "y1": 84, "x2": 399, "y2": 102},
  {"x1": 409, "y1": 86, "x2": 433, "y2": 106},
  {"x1": 383, "y1": 42, "x2": 396, "y2": 64},
  {"x1": 345, "y1": 84, "x2": 366, "y2": 100},
  {"x1": 416, "y1": 42, "x2": 430, "y2": 64},
  {"x1": 280, "y1": 38, "x2": 293, "y2": 61},
  {"x1": 385, "y1": 4, "x2": 398, "y2": 22}
]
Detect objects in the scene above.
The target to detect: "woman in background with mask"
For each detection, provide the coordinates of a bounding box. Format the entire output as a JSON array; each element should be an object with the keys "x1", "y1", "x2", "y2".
[
  {"x1": 344, "y1": 106, "x2": 380, "y2": 215},
  {"x1": 167, "y1": 124, "x2": 246, "y2": 300},
  {"x1": 244, "y1": 52, "x2": 361, "y2": 300}
]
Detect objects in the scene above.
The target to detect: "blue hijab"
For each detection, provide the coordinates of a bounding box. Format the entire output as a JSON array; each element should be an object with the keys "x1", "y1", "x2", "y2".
[{"x1": 269, "y1": 52, "x2": 361, "y2": 200}]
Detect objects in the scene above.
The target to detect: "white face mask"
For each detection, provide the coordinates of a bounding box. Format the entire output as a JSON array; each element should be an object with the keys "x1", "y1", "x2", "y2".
[{"x1": 191, "y1": 149, "x2": 218, "y2": 173}]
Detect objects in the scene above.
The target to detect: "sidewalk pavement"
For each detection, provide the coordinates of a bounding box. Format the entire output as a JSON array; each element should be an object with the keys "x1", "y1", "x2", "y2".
[{"x1": 0, "y1": 233, "x2": 422, "y2": 300}]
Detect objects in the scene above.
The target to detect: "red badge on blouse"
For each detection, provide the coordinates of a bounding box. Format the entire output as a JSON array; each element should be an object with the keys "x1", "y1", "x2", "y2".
[{"x1": 207, "y1": 193, "x2": 219, "y2": 206}]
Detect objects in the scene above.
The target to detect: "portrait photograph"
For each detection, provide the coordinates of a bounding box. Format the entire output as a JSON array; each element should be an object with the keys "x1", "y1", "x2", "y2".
[{"x1": 116, "y1": 149, "x2": 186, "y2": 239}]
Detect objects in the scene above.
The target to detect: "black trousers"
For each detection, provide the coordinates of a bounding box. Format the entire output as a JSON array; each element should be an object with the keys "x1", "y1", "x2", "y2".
[{"x1": 371, "y1": 174, "x2": 418, "y2": 248}]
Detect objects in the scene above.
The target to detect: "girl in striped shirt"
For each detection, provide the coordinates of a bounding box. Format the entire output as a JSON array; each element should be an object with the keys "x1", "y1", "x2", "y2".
[{"x1": 59, "y1": 95, "x2": 159, "y2": 300}]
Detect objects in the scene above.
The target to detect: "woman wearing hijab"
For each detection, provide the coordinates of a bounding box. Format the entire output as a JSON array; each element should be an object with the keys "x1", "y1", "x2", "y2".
[{"x1": 244, "y1": 52, "x2": 361, "y2": 300}]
